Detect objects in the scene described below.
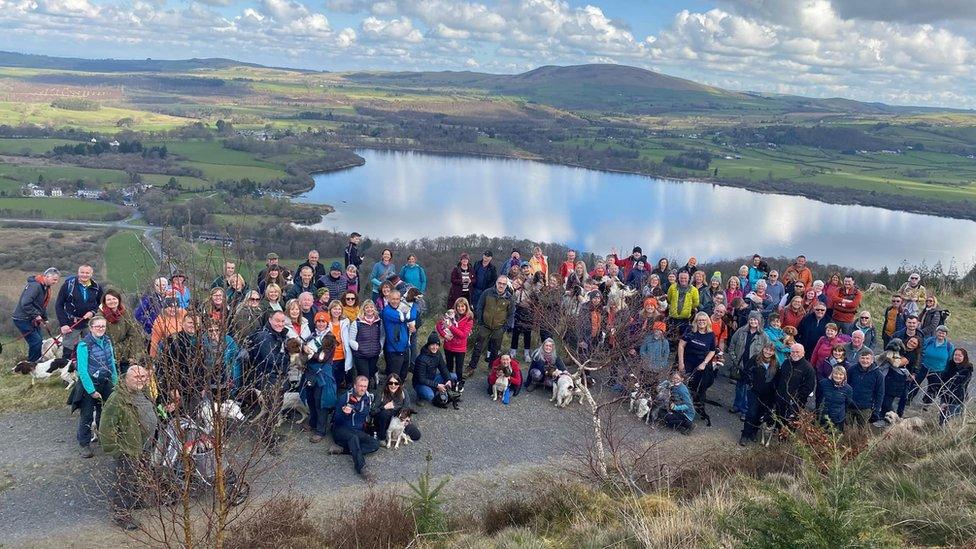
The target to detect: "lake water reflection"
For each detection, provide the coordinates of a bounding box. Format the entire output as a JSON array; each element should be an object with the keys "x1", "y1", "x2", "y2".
[{"x1": 300, "y1": 149, "x2": 976, "y2": 270}]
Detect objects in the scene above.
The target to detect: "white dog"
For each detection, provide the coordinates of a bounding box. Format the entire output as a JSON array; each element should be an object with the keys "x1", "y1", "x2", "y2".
[
  {"x1": 199, "y1": 399, "x2": 246, "y2": 432},
  {"x1": 39, "y1": 337, "x2": 64, "y2": 361},
  {"x1": 885, "y1": 411, "x2": 926, "y2": 432},
  {"x1": 551, "y1": 371, "x2": 582, "y2": 408},
  {"x1": 248, "y1": 389, "x2": 310, "y2": 426},
  {"x1": 635, "y1": 397, "x2": 651, "y2": 423},
  {"x1": 385, "y1": 408, "x2": 415, "y2": 449}
]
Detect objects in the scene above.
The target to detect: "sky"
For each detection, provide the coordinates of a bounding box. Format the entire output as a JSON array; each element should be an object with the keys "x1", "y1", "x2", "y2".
[{"x1": 1, "y1": 0, "x2": 974, "y2": 108}]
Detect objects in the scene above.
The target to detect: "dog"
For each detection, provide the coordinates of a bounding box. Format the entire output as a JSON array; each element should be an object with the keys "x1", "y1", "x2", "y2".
[
  {"x1": 385, "y1": 408, "x2": 415, "y2": 449},
  {"x1": 246, "y1": 388, "x2": 310, "y2": 426},
  {"x1": 13, "y1": 357, "x2": 73, "y2": 386},
  {"x1": 607, "y1": 281, "x2": 638, "y2": 310},
  {"x1": 635, "y1": 397, "x2": 652, "y2": 424},
  {"x1": 39, "y1": 337, "x2": 64, "y2": 361},
  {"x1": 285, "y1": 338, "x2": 306, "y2": 383},
  {"x1": 885, "y1": 411, "x2": 926, "y2": 432},
  {"x1": 759, "y1": 422, "x2": 776, "y2": 447},
  {"x1": 492, "y1": 364, "x2": 512, "y2": 401},
  {"x1": 60, "y1": 360, "x2": 79, "y2": 391},
  {"x1": 198, "y1": 399, "x2": 246, "y2": 432},
  {"x1": 551, "y1": 371, "x2": 581, "y2": 408}
]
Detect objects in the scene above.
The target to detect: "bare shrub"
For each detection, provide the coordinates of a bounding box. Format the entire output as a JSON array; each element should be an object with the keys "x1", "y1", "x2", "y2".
[
  {"x1": 224, "y1": 495, "x2": 321, "y2": 549},
  {"x1": 325, "y1": 490, "x2": 416, "y2": 549}
]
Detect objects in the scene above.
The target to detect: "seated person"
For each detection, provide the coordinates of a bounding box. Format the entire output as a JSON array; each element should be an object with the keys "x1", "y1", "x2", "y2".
[
  {"x1": 370, "y1": 373, "x2": 421, "y2": 442},
  {"x1": 655, "y1": 370, "x2": 695, "y2": 434},
  {"x1": 412, "y1": 332, "x2": 457, "y2": 402},
  {"x1": 525, "y1": 338, "x2": 566, "y2": 391},
  {"x1": 488, "y1": 353, "x2": 524, "y2": 396}
]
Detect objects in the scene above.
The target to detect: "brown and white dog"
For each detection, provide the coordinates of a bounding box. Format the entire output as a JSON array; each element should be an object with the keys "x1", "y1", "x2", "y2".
[
  {"x1": 492, "y1": 364, "x2": 513, "y2": 401},
  {"x1": 285, "y1": 338, "x2": 307, "y2": 383},
  {"x1": 243, "y1": 388, "x2": 310, "y2": 427},
  {"x1": 385, "y1": 407, "x2": 415, "y2": 449},
  {"x1": 13, "y1": 357, "x2": 74, "y2": 386}
]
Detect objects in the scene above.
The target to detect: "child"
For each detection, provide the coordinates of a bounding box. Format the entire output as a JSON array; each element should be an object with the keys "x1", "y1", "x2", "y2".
[{"x1": 816, "y1": 365, "x2": 854, "y2": 431}]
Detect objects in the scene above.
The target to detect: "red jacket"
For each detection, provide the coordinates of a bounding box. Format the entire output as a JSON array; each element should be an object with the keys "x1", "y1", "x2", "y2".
[
  {"x1": 781, "y1": 307, "x2": 806, "y2": 329},
  {"x1": 558, "y1": 261, "x2": 575, "y2": 282},
  {"x1": 611, "y1": 254, "x2": 637, "y2": 281},
  {"x1": 488, "y1": 357, "x2": 523, "y2": 388},
  {"x1": 435, "y1": 315, "x2": 473, "y2": 354},
  {"x1": 828, "y1": 287, "x2": 862, "y2": 324}
]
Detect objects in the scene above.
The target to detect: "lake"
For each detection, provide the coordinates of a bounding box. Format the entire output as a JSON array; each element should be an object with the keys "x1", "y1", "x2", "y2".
[{"x1": 299, "y1": 149, "x2": 976, "y2": 271}]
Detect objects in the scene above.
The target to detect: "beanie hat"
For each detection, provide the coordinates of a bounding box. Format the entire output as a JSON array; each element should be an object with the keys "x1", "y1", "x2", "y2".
[
  {"x1": 936, "y1": 325, "x2": 949, "y2": 334},
  {"x1": 643, "y1": 297, "x2": 657, "y2": 309},
  {"x1": 316, "y1": 287, "x2": 329, "y2": 298},
  {"x1": 314, "y1": 311, "x2": 329, "y2": 323},
  {"x1": 652, "y1": 321, "x2": 667, "y2": 333},
  {"x1": 748, "y1": 310, "x2": 763, "y2": 322},
  {"x1": 426, "y1": 331, "x2": 441, "y2": 346},
  {"x1": 632, "y1": 246, "x2": 642, "y2": 254},
  {"x1": 330, "y1": 261, "x2": 342, "y2": 271},
  {"x1": 711, "y1": 271, "x2": 722, "y2": 284}
]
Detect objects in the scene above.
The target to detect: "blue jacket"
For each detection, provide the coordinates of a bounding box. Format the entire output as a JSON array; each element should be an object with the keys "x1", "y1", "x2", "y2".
[
  {"x1": 399, "y1": 264, "x2": 427, "y2": 293},
  {"x1": 640, "y1": 335, "x2": 670, "y2": 370},
  {"x1": 55, "y1": 276, "x2": 102, "y2": 329},
  {"x1": 764, "y1": 325, "x2": 790, "y2": 365},
  {"x1": 370, "y1": 261, "x2": 397, "y2": 297},
  {"x1": 245, "y1": 325, "x2": 289, "y2": 387},
  {"x1": 77, "y1": 333, "x2": 117, "y2": 395},
  {"x1": 816, "y1": 378, "x2": 854, "y2": 426},
  {"x1": 333, "y1": 389, "x2": 373, "y2": 431},
  {"x1": 134, "y1": 292, "x2": 166, "y2": 334},
  {"x1": 472, "y1": 261, "x2": 498, "y2": 306},
  {"x1": 12, "y1": 276, "x2": 52, "y2": 321},
  {"x1": 381, "y1": 302, "x2": 416, "y2": 353},
  {"x1": 847, "y1": 362, "x2": 885, "y2": 415},
  {"x1": 670, "y1": 383, "x2": 696, "y2": 422},
  {"x1": 921, "y1": 337, "x2": 954, "y2": 373}
]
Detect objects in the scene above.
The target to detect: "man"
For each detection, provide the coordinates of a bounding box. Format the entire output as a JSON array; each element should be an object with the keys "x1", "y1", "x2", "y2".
[
  {"x1": 765, "y1": 270, "x2": 786, "y2": 309},
  {"x1": 847, "y1": 349, "x2": 885, "y2": 426},
  {"x1": 344, "y1": 232, "x2": 364, "y2": 269},
  {"x1": 666, "y1": 270, "x2": 700, "y2": 336},
  {"x1": 298, "y1": 249, "x2": 327, "y2": 281},
  {"x1": 320, "y1": 262, "x2": 348, "y2": 299},
  {"x1": 783, "y1": 254, "x2": 813, "y2": 289},
  {"x1": 892, "y1": 314, "x2": 923, "y2": 344},
  {"x1": 413, "y1": 332, "x2": 456, "y2": 402},
  {"x1": 99, "y1": 364, "x2": 166, "y2": 530},
  {"x1": 75, "y1": 316, "x2": 117, "y2": 458},
  {"x1": 775, "y1": 343, "x2": 816, "y2": 421},
  {"x1": 610, "y1": 246, "x2": 642, "y2": 281},
  {"x1": 472, "y1": 250, "x2": 497, "y2": 307},
  {"x1": 211, "y1": 261, "x2": 238, "y2": 290},
  {"x1": 256, "y1": 253, "x2": 290, "y2": 288},
  {"x1": 245, "y1": 311, "x2": 290, "y2": 455},
  {"x1": 502, "y1": 249, "x2": 521, "y2": 276},
  {"x1": 797, "y1": 303, "x2": 831, "y2": 359},
  {"x1": 298, "y1": 292, "x2": 316, "y2": 326},
  {"x1": 55, "y1": 264, "x2": 102, "y2": 360},
  {"x1": 844, "y1": 330, "x2": 868, "y2": 365},
  {"x1": 286, "y1": 266, "x2": 320, "y2": 301},
  {"x1": 829, "y1": 275, "x2": 863, "y2": 334},
  {"x1": 898, "y1": 273, "x2": 926, "y2": 317},
  {"x1": 380, "y1": 290, "x2": 416, "y2": 381},
  {"x1": 12, "y1": 267, "x2": 59, "y2": 361},
  {"x1": 332, "y1": 375, "x2": 379, "y2": 481},
  {"x1": 468, "y1": 275, "x2": 515, "y2": 371},
  {"x1": 558, "y1": 249, "x2": 577, "y2": 283}
]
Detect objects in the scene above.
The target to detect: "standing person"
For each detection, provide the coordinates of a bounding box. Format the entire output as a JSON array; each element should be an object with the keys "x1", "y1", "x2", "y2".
[
  {"x1": 881, "y1": 294, "x2": 905, "y2": 347},
  {"x1": 843, "y1": 330, "x2": 869, "y2": 366},
  {"x1": 169, "y1": 272, "x2": 190, "y2": 309},
  {"x1": 436, "y1": 298, "x2": 474, "y2": 391},
  {"x1": 447, "y1": 253, "x2": 476, "y2": 308},
  {"x1": 298, "y1": 250, "x2": 327, "y2": 281},
  {"x1": 256, "y1": 252, "x2": 290, "y2": 288},
  {"x1": 783, "y1": 255, "x2": 813, "y2": 289},
  {"x1": 919, "y1": 295, "x2": 947, "y2": 338},
  {"x1": 332, "y1": 376, "x2": 378, "y2": 481},
  {"x1": 371, "y1": 374, "x2": 421, "y2": 443},
  {"x1": 765, "y1": 313, "x2": 791, "y2": 365},
  {"x1": 325, "y1": 300, "x2": 354, "y2": 390},
  {"x1": 472, "y1": 251, "x2": 498, "y2": 308},
  {"x1": 878, "y1": 339, "x2": 911, "y2": 420},
  {"x1": 853, "y1": 312, "x2": 877, "y2": 351},
  {"x1": 232, "y1": 290, "x2": 264, "y2": 340},
  {"x1": 810, "y1": 323, "x2": 851, "y2": 372},
  {"x1": 73, "y1": 316, "x2": 117, "y2": 458},
  {"x1": 677, "y1": 312, "x2": 717, "y2": 405},
  {"x1": 765, "y1": 270, "x2": 786, "y2": 310},
  {"x1": 320, "y1": 262, "x2": 349, "y2": 300},
  {"x1": 381, "y1": 290, "x2": 416, "y2": 382},
  {"x1": 298, "y1": 292, "x2": 317, "y2": 326},
  {"x1": 816, "y1": 366, "x2": 855, "y2": 431},
  {"x1": 348, "y1": 301, "x2": 384, "y2": 389},
  {"x1": 413, "y1": 333, "x2": 457, "y2": 402},
  {"x1": 640, "y1": 321, "x2": 671, "y2": 372},
  {"x1": 344, "y1": 232, "x2": 364, "y2": 269},
  {"x1": 210, "y1": 262, "x2": 239, "y2": 291},
  {"x1": 467, "y1": 276, "x2": 515, "y2": 371},
  {"x1": 667, "y1": 271, "x2": 700, "y2": 338},
  {"x1": 828, "y1": 275, "x2": 863, "y2": 334},
  {"x1": 558, "y1": 250, "x2": 578, "y2": 283},
  {"x1": 509, "y1": 276, "x2": 534, "y2": 363},
  {"x1": 149, "y1": 298, "x2": 185, "y2": 358},
  {"x1": 203, "y1": 287, "x2": 230, "y2": 326},
  {"x1": 739, "y1": 342, "x2": 779, "y2": 446},
  {"x1": 345, "y1": 265, "x2": 360, "y2": 295},
  {"x1": 727, "y1": 311, "x2": 771, "y2": 417},
  {"x1": 55, "y1": 264, "x2": 103, "y2": 360},
  {"x1": 610, "y1": 246, "x2": 643, "y2": 281},
  {"x1": 780, "y1": 296, "x2": 808, "y2": 330},
  {"x1": 301, "y1": 323, "x2": 337, "y2": 443},
  {"x1": 898, "y1": 273, "x2": 927, "y2": 317},
  {"x1": 244, "y1": 311, "x2": 290, "y2": 455},
  {"x1": 797, "y1": 302, "x2": 832, "y2": 359},
  {"x1": 12, "y1": 267, "x2": 59, "y2": 361},
  {"x1": 369, "y1": 249, "x2": 396, "y2": 301},
  {"x1": 775, "y1": 343, "x2": 816, "y2": 421},
  {"x1": 747, "y1": 254, "x2": 767, "y2": 290},
  {"x1": 287, "y1": 266, "x2": 320, "y2": 301},
  {"x1": 566, "y1": 261, "x2": 589, "y2": 295},
  {"x1": 918, "y1": 326, "x2": 954, "y2": 408},
  {"x1": 100, "y1": 289, "x2": 138, "y2": 362},
  {"x1": 847, "y1": 349, "x2": 885, "y2": 426},
  {"x1": 503, "y1": 249, "x2": 522, "y2": 277},
  {"x1": 627, "y1": 257, "x2": 650, "y2": 292},
  {"x1": 258, "y1": 265, "x2": 288, "y2": 296},
  {"x1": 284, "y1": 299, "x2": 311, "y2": 341},
  {"x1": 651, "y1": 258, "x2": 670, "y2": 281},
  {"x1": 941, "y1": 348, "x2": 973, "y2": 425},
  {"x1": 340, "y1": 291, "x2": 360, "y2": 322},
  {"x1": 399, "y1": 254, "x2": 427, "y2": 293},
  {"x1": 725, "y1": 276, "x2": 743, "y2": 307}
]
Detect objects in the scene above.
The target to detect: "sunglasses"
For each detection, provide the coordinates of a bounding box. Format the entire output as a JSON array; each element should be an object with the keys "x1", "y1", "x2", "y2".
[
  {"x1": 860, "y1": 316, "x2": 870, "y2": 320},
  {"x1": 814, "y1": 309, "x2": 826, "y2": 312},
  {"x1": 387, "y1": 381, "x2": 400, "y2": 386},
  {"x1": 345, "y1": 297, "x2": 356, "y2": 301}
]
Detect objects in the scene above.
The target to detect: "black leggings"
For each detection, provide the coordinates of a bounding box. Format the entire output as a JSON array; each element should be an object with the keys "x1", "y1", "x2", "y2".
[
  {"x1": 511, "y1": 326, "x2": 532, "y2": 352},
  {"x1": 445, "y1": 350, "x2": 466, "y2": 381},
  {"x1": 354, "y1": 355, "x2": 380, "y2": 388}
]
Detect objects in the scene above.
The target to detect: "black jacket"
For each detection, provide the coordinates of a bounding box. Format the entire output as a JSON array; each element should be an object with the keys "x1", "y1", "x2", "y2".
[
  {"x1": 12, "y1": 276, "x2": 51, "y2": 321},
  {"x1": 296, "y1": 261, "x2": 327, "y2": 281},
  {"x1": 413, "y1": 347, "x2": 450, "y2": 390},
  {"x1": 245, "y1": 325, "x2": 289, "y2": 388},
  {"x1": 943, "y1": 361, "x2": 973, "y2": 406},
  {"x1": 776, "y1": 357, "x2": 816, "y2": 417},
  {"x1": 748, "y1": 355, "x2": 779, "y2": 402},
  {"x1": 344, "y1": 242, "x2": 363, "y2": 268},
  {"x1": 55, "y1": 276, "x2": 102, "y2": 329},
  {"x1": 797, "y1": 313, "x2": 832, "y2": 359}
]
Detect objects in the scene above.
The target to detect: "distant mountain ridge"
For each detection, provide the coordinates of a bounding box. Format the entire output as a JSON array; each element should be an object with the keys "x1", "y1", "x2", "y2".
[{"x1": 0, "y1": 51, "x2": 300, "y2": 73}]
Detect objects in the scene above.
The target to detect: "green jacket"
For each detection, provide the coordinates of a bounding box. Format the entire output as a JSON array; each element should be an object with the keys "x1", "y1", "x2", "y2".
[
  {"x1": 667, "y1": 284, "x2": 700, "y2": 320},
  {"x1": 100, "y1": 384, "x2": 152, "y2": 458}
]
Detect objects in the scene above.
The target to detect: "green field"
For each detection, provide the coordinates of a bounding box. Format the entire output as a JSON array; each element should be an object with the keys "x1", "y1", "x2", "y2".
[
  {"x1": 0, "y1": 138, "x2": 77, "y2": 155},
  {"x1": 104, "y1": 230, "x2": 157, "y2": 293},
  {"x1": 0, "y1": 102, "x2": 189, "y2": 132},
  {"x1": 0, "y1": 197, "x2": 120, "y2": 220}
]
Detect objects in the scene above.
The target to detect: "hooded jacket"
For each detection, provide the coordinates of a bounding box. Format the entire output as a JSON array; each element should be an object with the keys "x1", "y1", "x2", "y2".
[
  {"x1": 489, "y1": 357, "x2": 523, "y2": 389},
  {"x1": 666, "y1": 283, "x2": 699, "y2": 320},
  {"x1": 55, "y1": 275, "x2": 102, "y2": 330},
  {"x1": 399, "y1": 263, "x2": 427, "y2": 293},
  {"x1": 816, "y1": 377, "x2": 854, "y2": 426},
  {"x1": 13, "y1": 275, "x2": 53, "y2": 321}
]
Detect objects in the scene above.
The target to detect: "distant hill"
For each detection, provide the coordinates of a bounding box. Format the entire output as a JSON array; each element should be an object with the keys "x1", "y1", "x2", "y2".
[{"x1": 0, "y1": 51, "x2": 293, "y2": 73}]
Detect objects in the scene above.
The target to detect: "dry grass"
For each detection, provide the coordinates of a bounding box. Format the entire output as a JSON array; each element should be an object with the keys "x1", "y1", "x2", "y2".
[
  {"x1": 860, "y1": 287, "x2": 976, "y2": 342},
  {"x1": 0, "y1": 366, "x2": 68, "y2": 413}
]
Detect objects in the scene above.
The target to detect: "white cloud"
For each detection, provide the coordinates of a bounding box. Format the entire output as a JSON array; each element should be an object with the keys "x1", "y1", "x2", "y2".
[{"x1": 361, "y1": 15, "x2": 423, "y2": 43}]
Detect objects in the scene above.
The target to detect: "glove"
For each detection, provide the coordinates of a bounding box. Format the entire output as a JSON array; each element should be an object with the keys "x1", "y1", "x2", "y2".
[{"x1": 32, "y1": 317, "x2": 45, "y2": 327}]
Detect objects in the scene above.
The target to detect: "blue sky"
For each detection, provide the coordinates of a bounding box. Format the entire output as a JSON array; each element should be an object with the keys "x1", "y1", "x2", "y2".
[{"x1": 0, "y1": 0, "x2": 973, "y2": 107}]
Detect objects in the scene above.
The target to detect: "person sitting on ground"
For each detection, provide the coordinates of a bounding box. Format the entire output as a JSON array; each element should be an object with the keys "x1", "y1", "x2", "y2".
[
  {"x1": 332, "y1": 375, "x2": 379, "y2": 481},
  {"x1": 488, "y1": 353, "x2": 524, "y2": 397},
  {"x1": 656, "y1": 370, "x2": 695, "y2": 435},
  {"x1": 371, "y1": 373, "x2": 421, "y2": 444},
  {"x1": 847, "y1": 349, "x2": 885, "y2": 426},
  {"x1": 413, "y1": 332, "x2": 457, "y2": 403},
  {"x1": 526, "y1": 337, "x2": 567, "y2": 391},
  {"x1": 816, "y1": 365, "x2": 855, "y2": 432}
]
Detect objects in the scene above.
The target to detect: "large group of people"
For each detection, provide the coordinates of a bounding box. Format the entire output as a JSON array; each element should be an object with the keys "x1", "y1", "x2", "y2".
[{"x1": 10, "y1": 236, "x2": 973, "y2": 529}]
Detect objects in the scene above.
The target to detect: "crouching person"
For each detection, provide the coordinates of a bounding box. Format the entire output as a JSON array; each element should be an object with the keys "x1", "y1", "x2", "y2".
[
  {"x1": 371, "y1": 373, "x2": 421, "y2": 442},
  {"x1": 413, "y1": 333, "x2": 457, "y2": 403},
  {"x1": 656, "y1": 370, "x2": 695, "y2": 434},
  {"x1": 525, "y1": 338, "x2": 566, "y2": 392},
  {"x1": 100, "y1": 364, "x2": 165, "y2": 530},
  {"x1": 332, "y1": 375, "x2": 379, "y2": 482},
  {"x1": 488, "y1": 353, "x2": 523, "y2": 397}
]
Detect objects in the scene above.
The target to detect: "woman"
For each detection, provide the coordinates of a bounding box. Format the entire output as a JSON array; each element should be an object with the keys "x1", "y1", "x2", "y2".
[
  {"x1": 284, "y1": 298, "x2": 311, "y2": 341},
  {"x1": 370, "y1": 374, "x2": 421, "y2": 443},
  {"x1": 260, "y1": 283, "x2": 284, "y2": 324},
  {"x1": 817, "y1": 344, "x2": 849, "y2": 379},
  {"x1": 678, "y1": 312, "x2": 717, "y2": 403},
  {"x1": 664, "y1": 271, "x2": 677, "y2": 294},
  {"x1": 725, "y1": 276, "x2": 743, "y2": 306},
  {"x1": 447, "y1": 253, "x2": 476, "y2": 308},
  {"x1": 300, "y1": 326, "x2": 337, "y2": 442},
  {"x1": 810, "y1": 323, "x2": 851, "y2": 370},
  {"x1": 639, "y1": 321, "x2": 670, "y2": 372},
  {"x1": 348, "y1": 301, "x2": 383, "y2": 390},
  {"x1": 657, "y1": 370, "x2": 695, "y2": 434},
  {"x1": 919, "y1": 325, "x2": 954, "y2": 408},
  {"x1": 644, "y1": 273, "x2": 666, "y2": 299},
  {"x1": 225, "y1": 274, "x2": 247, "y2": 311},
  {"x1": 824, "y1": 272, "x2": 842, "y2": 300},
  {"x1": 816, "y1": 365, "x2": 854, "y2": 431},
  {"x1": 345, "y1": 264, "x2": 360, "y2": 295},
  {"x1": 737, "y1": 265, "x2": 752, "y2": 294},
  {"x1": 399, "y1": 254, "x2": 427, "y2": 293},
  {"x1": 878, "y1": 338, "x2": 911, "y2": 419},
  {"x1": 780, "y1": 296, "x2": 807, "y2": 330},
  {"x1": 134, "y1": 277, "x2": 169, "y2": 335},
  {"x1": 692, "y1": 270, "x2": 712, "y2": 314},
  {"x1": 149, "y1": 297, "x2": 184, "y2": 358},
  {"x1": 739, "y1": 342, "x2": 779, "y2": 445},
  {"x1": 201, "y1": 320, "x2": 239, "y2": 393},
  {"x1": 510, "y1": 276, "x2": 534, "y2": 363},
  {"x1": 526, "y1": 337, "x2": 567, "y2": 391},
  {"x1": 259, "y1": 265, "x2": 288, "y2": 296},
  {"x1": 73, "y1": 316, "x2": 117, "y2": 458},
  {"x1": 436, "y1": 297, "x2": 474, "y2": 391},
  {"x1": 941, "y1": 348, "x2": 973, "y2": 424},
  {"x1": 326, "y1": 299, "x2": 354, "y2": 390},
  {"x1": 626, "y1": 257, "x2": 649, "y2": 291},
  {"x1": 203, "y1": 287, "x2": 230, "y2": 326},
  {"x1": 919, "y1": 295, "x2": 945, "y2": 338},
  {"x1": 374, "y1": 281, "x2": 394, "y2": 313},
  {"x1": 565, "y1": 261, "x2": 588, "y2": 294},
  {"x1": 903, "y1": 335, "x2": 925, "y2": 403},
  {"x1": 651, "y1": 257, "x2": 670, "y2": 280},
  {"x1": 100, "y1": 289, "x2": 138, "y2": 362},
  {"x1": 801, "y1": 288, "x2": 819, "y2": 311},
  {"x1": 764, "y1": 313, "x2": 791, "y2": 365},
  {"x1": 170, "y1": 272, "x2": 191, "y2": 309},
  {"x1": 369, "y1": 249, "x2": 396, "y2": 300},
  {"x1": 341, "y1": 291, "x2": 360, "y2": 322},
  {"x1": 854, "y1": 311, "x2": 877, "y2": 351},
  {"x1": 314, "y1": 287, "x2": 332, "y2": 314},
  {"x1": 232, "y1": 290, "x2": 264, "y2": 339}
]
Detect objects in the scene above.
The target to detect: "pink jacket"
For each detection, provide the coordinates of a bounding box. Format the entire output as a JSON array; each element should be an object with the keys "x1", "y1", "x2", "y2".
[{"x1": 436, "y1": 315, "x2": 473, "y2": 354}]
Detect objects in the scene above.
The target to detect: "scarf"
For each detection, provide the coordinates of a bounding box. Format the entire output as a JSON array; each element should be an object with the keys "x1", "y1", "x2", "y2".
[{"x1": 100, "y1": 304, "x2": 125, "y2": 324}]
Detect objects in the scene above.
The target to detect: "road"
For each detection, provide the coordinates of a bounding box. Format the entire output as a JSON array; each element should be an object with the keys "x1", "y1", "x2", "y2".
[{"x1": 0, "y1": 213, "x2": 162, "y2": 265}]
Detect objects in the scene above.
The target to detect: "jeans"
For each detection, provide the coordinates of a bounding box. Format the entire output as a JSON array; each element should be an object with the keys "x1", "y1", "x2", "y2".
[
  {"x1": 510, "y1": 325, "x2": 532, "y2": 354},
  {"x1": 384, "y1": 350, "x2": 408, "y2": 382},
  {"x1": 332, "y1": 426, "x2": 380, "y2": 474},
  {"x1": 414, "y1": 373, "x2": 458, "y2": 402},
  {"x1": 881, "y1": 383, "x2": 908, "y2": 418},
  {"x1": 445, "y1": 350, "x2": 466, "y2": 382},
  {"x1": 741, "y1": 391, "x2": 776, "y2": 441},
  {"x1": 13, "y1": 318, "x2": 43, "y2": 361},
  {"x1": 111, "y1": 455, "x2": 145, "y2": 516},
  {"x1": 78, "y1": 378, "x2": 112, "y2": 446},
  {"x1": 732, "y1": 378, "x2": 750, "y2": 414}
]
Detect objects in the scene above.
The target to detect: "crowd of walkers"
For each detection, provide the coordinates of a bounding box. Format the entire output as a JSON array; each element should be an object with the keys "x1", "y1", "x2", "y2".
[{"x1": 10, "y1": 235, "x2": 973, "y2": 528}]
